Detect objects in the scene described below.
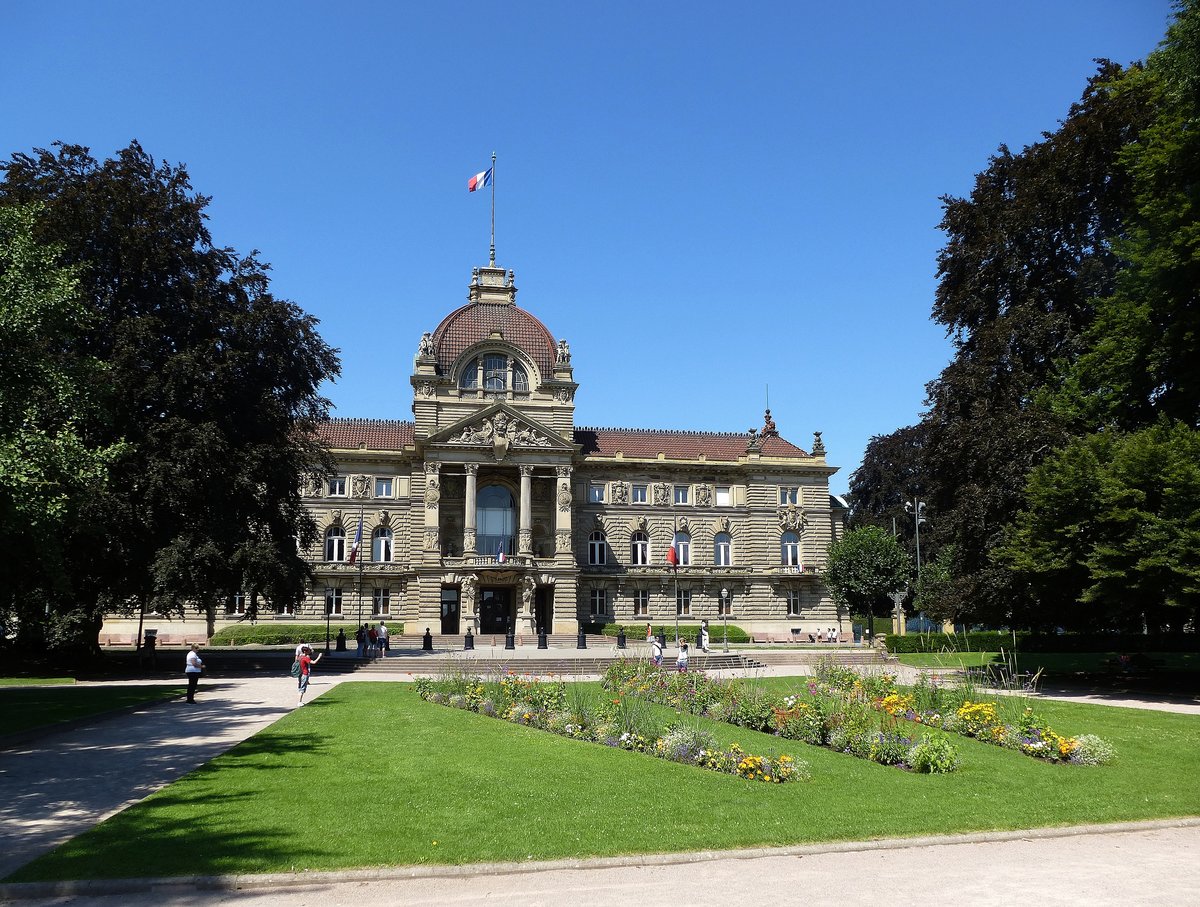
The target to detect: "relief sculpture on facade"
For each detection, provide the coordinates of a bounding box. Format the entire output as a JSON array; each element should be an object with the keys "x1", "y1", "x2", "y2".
[
  {"x1": 351, "y1": 474, "x2": 370, "y2": 499},
  {"x1": 450, "y1": 412, "x2": 553, "y2": 448}
]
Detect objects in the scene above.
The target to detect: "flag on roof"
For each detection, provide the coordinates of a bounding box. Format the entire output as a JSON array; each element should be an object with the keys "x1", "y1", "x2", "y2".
[
  {"x1": 347, "y1": 515, "x2": 364, "y2": 565},
  {"x1": 497, "y1": 543, "x2": 507, "y2": 564},
  {"x1": 468, "y1": 167, "x2": 492, "y2": 192}
]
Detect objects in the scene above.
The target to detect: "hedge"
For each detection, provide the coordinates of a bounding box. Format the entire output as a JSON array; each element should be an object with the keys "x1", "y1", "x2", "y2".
[
  {"x1": 207, "y1": 622, "x2": 403, "y2": 646},
  {"x1": 582, "y1": 623, "x2": 752, "y2": 644},
  {"x1": 881, "y1": 630, "x2": 1199, "y2": 654}
]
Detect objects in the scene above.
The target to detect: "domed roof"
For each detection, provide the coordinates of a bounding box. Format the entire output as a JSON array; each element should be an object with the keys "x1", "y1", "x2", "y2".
[{"x1": 430, "y1": 267, "x2": 557, "y2": 379}]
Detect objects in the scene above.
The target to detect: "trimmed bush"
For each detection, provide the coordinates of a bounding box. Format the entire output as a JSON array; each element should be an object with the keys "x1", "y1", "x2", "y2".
[
  {"x1": 207, "y1": 623, "x2": 401, "y2": 646},
  {"x1": 882, "y1": 630, "x2": 1199, "y2": 654},
  {"x1": 592, "y1": 623, "x2": 751, "y2": 644}
]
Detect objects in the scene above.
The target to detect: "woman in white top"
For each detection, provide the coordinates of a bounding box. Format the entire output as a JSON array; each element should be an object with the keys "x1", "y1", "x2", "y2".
[{"x1": 184, "y1": 645, "x2": 204, "y2": 703}]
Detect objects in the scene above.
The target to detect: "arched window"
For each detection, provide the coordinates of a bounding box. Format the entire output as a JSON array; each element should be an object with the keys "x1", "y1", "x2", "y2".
[
  {"x1": 460, "y1": 358, "x2": 479, "y2": 389},
  {"x1": 588, "y1": 530, "x2": 607, "y2": 566},
  {"x1": 714, "y1": 532, "x2": 732, "y2": 566},
  {"x1": 781, "y1": 531, "x2": 801, "y2": 566},
  {"x1": 513, "y1": 361, "x2": 529, "y2": 391},
  {"x1": 483, "y1": 354, "x2": 507, "y2": 390},
  {"x1": 630, "y1": 531, "x2": 650, "y2": 565},
  {"x1": 673, "y1": 531, "x2": 691, "y2": 566},
  {"x1": 372, "y1": 526, "x2": 393, "y2": 562},
  {"x1": 325, "y1": 524, "x2": 346, "y2": 562},
  {"x1": 477, "y1": 485, "x2": 515, "y2": 556}
]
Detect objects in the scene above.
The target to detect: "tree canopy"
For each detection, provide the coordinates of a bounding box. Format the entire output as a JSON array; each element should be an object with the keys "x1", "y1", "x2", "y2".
[
  {"x1": 824, "y1": 527, "x2": 911, "y2": 623},
  {"x1": 0, "y1": 142, "x2": 340, "y2": 651}
]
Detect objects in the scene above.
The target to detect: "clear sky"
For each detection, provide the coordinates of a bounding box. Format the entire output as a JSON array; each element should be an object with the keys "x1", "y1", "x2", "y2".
[{"x1": 3, "y1": 1, "x2": 1176, "y2": 493}]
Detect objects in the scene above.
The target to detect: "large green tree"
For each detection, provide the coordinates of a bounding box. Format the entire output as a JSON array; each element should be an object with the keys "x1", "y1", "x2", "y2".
[
  {"x1": 918, "y1": 61, "x2": 1155, "y2": 626},
  {"x1": 0, "y1": 142, "x2": 340, "y2": 650},
  {"x1": 999, "y1": 421, "x2": 1200, "y2": 632},
  {"x1": 824, "y1": 527, "x2": 911, "y2": 629}
]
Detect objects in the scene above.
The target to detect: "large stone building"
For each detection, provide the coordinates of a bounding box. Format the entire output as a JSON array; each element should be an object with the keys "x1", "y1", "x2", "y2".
[{"x1": 294, "y1": 261, "x2": 848, "y2": 638}]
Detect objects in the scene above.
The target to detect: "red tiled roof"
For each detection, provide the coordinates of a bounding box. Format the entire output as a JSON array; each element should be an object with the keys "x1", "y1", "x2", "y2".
[
  {"x1": 317, "y1": 418, "x2": 414, "y2": 451},
  {"x1": 432, "y1": 302, "x2": 557, "y2": 379},
  {"x1": 574, "y1": 428, "x2": 810, "y2": 461}
]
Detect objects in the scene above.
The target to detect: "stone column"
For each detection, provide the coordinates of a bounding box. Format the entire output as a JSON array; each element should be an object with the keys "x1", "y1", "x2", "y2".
[
  {"x1": 463, "y1": 463, "x2": 478, "y2": 555},
  {"x1": 423, "y1": 462, "x2": 441, "y2": 553},
  {"x1": 555, "y1": 465, "x2": 573, "y2": 559},
  {"x1": 518, "y1": 465, "x2": 534, "y2": 556}
]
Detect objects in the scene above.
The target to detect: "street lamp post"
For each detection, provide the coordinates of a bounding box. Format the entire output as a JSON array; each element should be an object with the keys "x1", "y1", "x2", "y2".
[
  {"x1": 905, "y1": 498, "x2": 926, "y2": 578},
  {"x1": 720, "y1": 587, "x2": 729, "y2": 653}
]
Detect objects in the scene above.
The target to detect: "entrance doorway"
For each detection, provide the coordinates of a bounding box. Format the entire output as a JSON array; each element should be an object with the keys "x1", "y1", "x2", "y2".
[
  {"x1": 440, "y1": 587, "x2": 460, "y2": 635},
  {"x1": 479, "y1": 587, "x2": 512, "y2": 634},
  {"x1": 535, "y1": 586, "x2": 554, "y2": 634}
]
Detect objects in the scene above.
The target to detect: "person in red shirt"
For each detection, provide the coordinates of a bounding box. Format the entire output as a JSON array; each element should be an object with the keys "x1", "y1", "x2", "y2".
[{"x1": 297, "y1": 645, "x2": 323, "y2": 707}]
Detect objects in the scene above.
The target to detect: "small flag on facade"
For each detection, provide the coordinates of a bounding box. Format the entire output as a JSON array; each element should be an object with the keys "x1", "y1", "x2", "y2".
[
  {"x1": 347, "y1": 515, "x2": 364, "y2": 564},
  {"x1": 497, "y1": 544, "x2": 507, "y2": 564},
  {"x1": 666, "y1": 545, "x2": 679, "y2": 568},
  {"x1": 468, "y1": 167, "x2": 492, "y2": 192}
]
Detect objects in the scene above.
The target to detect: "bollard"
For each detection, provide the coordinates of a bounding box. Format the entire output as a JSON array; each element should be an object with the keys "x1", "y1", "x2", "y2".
[
  {"x1": 505, "y1": 631, "x2": 516, "y2": 650},
  {"x1": 616, "y1": 628, "x2": 626, "y2": 649},
  {"x1": 464, "y1": 629, "x2": 474, "y2": 651},
  {"x1": 537, "y1": 630, "x2": 548, "y2": 649},
  {"x1": 577, "y1": 628, "x2": 587, "y2": 649},
  {"x1": 422, "y1": 628, "x2": 433, "y2": 652}
]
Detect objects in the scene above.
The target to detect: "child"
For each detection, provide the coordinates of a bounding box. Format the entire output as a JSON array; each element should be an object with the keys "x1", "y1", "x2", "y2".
[{"x1": 297, "y1": 645, "x2": 324, "y2": 706}]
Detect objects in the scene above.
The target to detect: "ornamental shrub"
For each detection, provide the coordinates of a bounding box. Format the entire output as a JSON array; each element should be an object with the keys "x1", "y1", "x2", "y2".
[
  {"x1": 907, "y1": 736, "x2": 961, "y2": 774},
  {"x1": 1071, "y1": 734, "x2": 1117, "y2": 766}
]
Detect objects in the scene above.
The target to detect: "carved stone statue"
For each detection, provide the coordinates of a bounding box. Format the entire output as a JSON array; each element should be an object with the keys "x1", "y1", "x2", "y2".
[
  {"x1": 812, "y1": 431, "x2": 826, "y2": 455},
  {"x1": 417, "y1": 332, "x2": 435, "y2": 358},
  {"x1": 695, "y1": 484, "x2": 712, "y2": 507},
  {"x1": 522, "y1": 576, "x2": 536, "y2": 612},
  {"x1": 461, "y1": 575, "x2": 477, "y2": 611},
  {"x1": 611, "y1": 482, "x2": 629, "y2": 505},
  {"x1": 556, "y1": 339, "x2": 571, "y2": 365}
]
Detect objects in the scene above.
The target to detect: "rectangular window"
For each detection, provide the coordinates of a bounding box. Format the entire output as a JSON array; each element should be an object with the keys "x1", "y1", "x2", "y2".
[
  {"x1": 225, "y1": 592, "x2": 246, "y2": 615},
  {"x1": 718, "y1": 595, "x2": 732, "y2": 616},
  {"x1": 328, "y1": 475, "x2": 347, "y2": 497},
  {"x1": 676, "y1": 589, "x2": 691, "y2": 616},
  {"x1": 780, "y1": 486, "x2": 798, "y2": 506},
  {"x1": 786, "y1": 590, "x2": 802, "y2": 616},
  {"x1": 278, "y1": 601, "x2": 295, "y2": 616},
  {"x1": 632, "y1": 484, "x2": 648, "y2": 504},
  {"x1": 373, "y1": 587, "x2": 391, "y2": 615},
  {"x1": 674, "y1": 485, "x2": 690, "y2": 505},
  {"x1": 633, "y1": 589, "x2": 649, "y2": 617},
  {"x1": 590, "y1": 589, "x2": 608, "y2": 617},
  {"x1": 588, "y1": 483, "x2": 605, "y2": 503},
  {"x1": 374, "y1": 477, "x2": 393, "y2": 498},
  {"x1": 715, "y1": 485, "x2": 731, "y2": 507},
  {"x1": 324, "y1": 587, "x2": 343, "y2": 616}
]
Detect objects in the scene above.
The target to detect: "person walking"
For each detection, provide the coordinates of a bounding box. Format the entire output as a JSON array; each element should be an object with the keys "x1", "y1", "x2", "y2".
[
  {"x1": 377, "y1": 621, "x2": 389, "y2": 654},
  {"x1": 699, "y1": 619, "x2": 710, "y2": 654},
  {"x1": 184, "y1": 645, "x2": 204, "y2": 703},
  {"x1": 297, "y1": 645, "x2": 323, "y2": 706},
  {"x1": 355, "y1": 624, "x2": 366, "y2": 658},
  {"x1": 645, "y1": 622, "x2": 653, "y2": 643},
  {"x1": 650, "y1": 635, "x2": 663, "y2": 667}
]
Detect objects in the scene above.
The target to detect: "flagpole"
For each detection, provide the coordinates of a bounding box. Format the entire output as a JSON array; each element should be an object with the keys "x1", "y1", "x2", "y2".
[
  {"x1": 673, "y1": 517, "x2": 679, "y2": 647},
  {"x1": 356, "y1": 502, "x2": 365, "y2": 643},
  {"x1": 489, "y1": 150, "x2": 496, "y2": 266}
]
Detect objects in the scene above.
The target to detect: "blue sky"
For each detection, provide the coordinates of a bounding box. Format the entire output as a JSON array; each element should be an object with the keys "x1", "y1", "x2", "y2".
[{"x1": 3, "y1": 1, "x2": 1176, "y2": 493}]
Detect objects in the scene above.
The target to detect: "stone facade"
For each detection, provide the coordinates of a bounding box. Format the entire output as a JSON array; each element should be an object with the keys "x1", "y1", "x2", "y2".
[{"x1": 295, "y1": 262, "x2": 848, "y2": 637}]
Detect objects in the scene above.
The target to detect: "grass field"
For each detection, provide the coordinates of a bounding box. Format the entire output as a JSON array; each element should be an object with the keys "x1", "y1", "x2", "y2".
[
  {"x1": 0, "y1": 684, "x2": 186, "y2": 736},
  {"x1": 0, "y1": 677, "x2": 75, "y2": 687},
  {"x1": 895, "y1": 651, "x2": 1200, "y2": 676},
  {"x1": 7, "y1": 679, "x2": 1199, "y2": 883}
]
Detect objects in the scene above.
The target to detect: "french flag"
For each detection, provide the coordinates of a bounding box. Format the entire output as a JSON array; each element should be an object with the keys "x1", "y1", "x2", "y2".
[
  {"x1": 497, "y1": 543, "x2": 507, "y2": 564},
  {"x1": 666, "y1": 545, "x2": 679, "y2": 569},
  {"x1": 347, "y1": 515, "x2": 364, "y2": 564},
  {"x1": 468, "y1": 167, "x2": 492, "y2": 192}
]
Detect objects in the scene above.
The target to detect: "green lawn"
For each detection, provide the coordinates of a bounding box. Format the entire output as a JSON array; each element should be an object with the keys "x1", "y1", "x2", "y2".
[
  {"x1": 896, "y1": 651, "x2": 1200, "y2": 676},
  {"x1": 0, "y1": 677, "x2": 75, "y2": 687},
  {"x1": 8, "y1": 680, "x2": 1199, "y2": 882},
  {"x1": 0, "y1": 684, "x2": 186, "y2": 736}
]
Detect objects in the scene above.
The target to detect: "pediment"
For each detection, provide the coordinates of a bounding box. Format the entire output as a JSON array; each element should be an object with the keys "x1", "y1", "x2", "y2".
[{"x1": 427, "y1": 403, "x2": 574, "y2": 454}]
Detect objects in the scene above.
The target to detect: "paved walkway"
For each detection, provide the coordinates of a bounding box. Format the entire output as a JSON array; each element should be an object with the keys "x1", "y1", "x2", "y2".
[{"x1": 1, "y1": 656, "x2": 1198, "y2": 904}]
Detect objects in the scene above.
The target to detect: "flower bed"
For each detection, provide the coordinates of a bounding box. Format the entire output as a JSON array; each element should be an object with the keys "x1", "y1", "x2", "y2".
[
  {"x1": 415, "y1": 671, "x2": 807, "y2": 784},
  {"x1": 602, "y1": 661, "x2": 961, "y2": 773},
  {"x1": 810, "y1": 663, "x2": 1117, "y2": 766}
]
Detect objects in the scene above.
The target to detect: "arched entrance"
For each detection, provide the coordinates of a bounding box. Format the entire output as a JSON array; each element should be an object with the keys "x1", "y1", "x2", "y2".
[{"x1": 477, "y1": 484, "x2": 515, "y2": 558}]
